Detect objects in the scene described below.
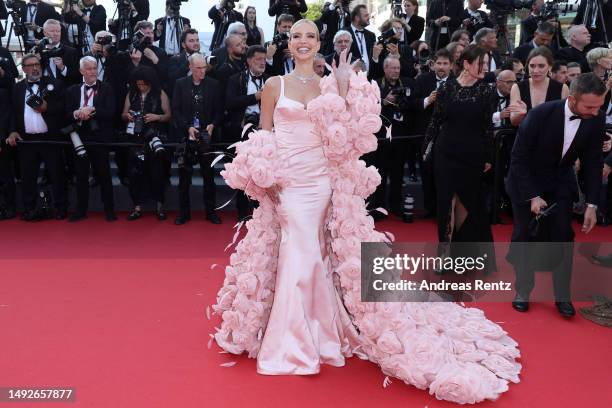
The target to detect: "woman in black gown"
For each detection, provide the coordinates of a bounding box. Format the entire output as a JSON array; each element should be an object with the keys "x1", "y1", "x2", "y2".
[
  {"x1": 424, "y1": 44, "x2": 495, "y2": 253},
  {"x1": 510, "y1": 46, "x2": 569, "y2": 126}
]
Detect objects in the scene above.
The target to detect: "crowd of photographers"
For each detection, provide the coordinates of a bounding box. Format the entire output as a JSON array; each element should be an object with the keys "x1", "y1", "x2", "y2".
[{"x1": 0, "y1": 0, "x2": 610, "y2": 226}]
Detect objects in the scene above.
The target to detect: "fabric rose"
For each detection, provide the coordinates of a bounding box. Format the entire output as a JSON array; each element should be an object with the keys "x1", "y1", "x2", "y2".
[
  {"x1": 429, "y1": 362, "x2": 490, "y2": 404},
  {"x1": 481, "y1": 354, "x2": 521, "y2": 383},
  {"x1": 236, "y1": 273, "x2": 258, "y2": 296},
  {"x1": 377, "y1": 331, "x2": 403, "y2": 355},
  {"x1": 358, "y1": 114, "x2": 383, "y2": 135}
]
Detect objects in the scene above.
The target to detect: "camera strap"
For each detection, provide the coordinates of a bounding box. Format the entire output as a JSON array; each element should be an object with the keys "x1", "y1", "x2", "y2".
[{"x1": 27, "y1": 4, "x2": 37, "y2": 24}]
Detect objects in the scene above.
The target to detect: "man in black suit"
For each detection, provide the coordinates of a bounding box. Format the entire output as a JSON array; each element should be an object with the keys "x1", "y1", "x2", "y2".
[
  {"x1": 5, "y1": 54, "x2": 67, "y2": 221},
  {"x1": 550, "y1": 60, "x2": 568, "y2": 85},
  {"x1": 268, "y1": 0, "x2": 307, "y2": 32},
  {"x1": 119, "y1": 21, "x2": 169, "y2": 87},
  {"x1": 225, "y1": 45, "x2": 269, "y2": 220},
  {"x1": 154, "y1": 0, "x2": 191, "y2": 57},
  {"x1": 212, "y1": 21, "x2": 247, "y2": 68},
  {"x1": 512, "y1": 21, "x2": 555, "y2": 66},
  {"x1": 38, "y1": 19, "x2": 80, "y2": 87},
  {"x1": 172, "y1": 54, "x2": 223, "y2": 225},
  {"x1": 414, "y1": 48, "x2": 453, "y2": 218},
  {"x1": 210, "y1": 34, "x2": 246, "y2": 90},
  {"x1": 265, "y1": 14, "x2": 294, "y2": 76},
  {"x1": 319, "y1": 0, "x2": 350, "y2": 55},
  {"x1": 519, "y1": 0, "x2": 544, "y2": 44},
  {"x1": 460, "y1": 0, "x2": 493, "y2": 38},
  {"x1": 506, "y1": 73, "x2": 607, "y2": 317},
  {"x1": 426, "y1": 0, "x2": 463, "y2": 50},
  {"x1": 208, "y1": 0, "x2": 243, "y2": 51},
  {"x1": 324, "y1": 29, "x2": 362, "y2": 68},
  {"x1": 167, "y1": 28, "x2": 201, "y2": 95},
  {"x1": 348, "y1": 5, "x2": 376, "y2": 75},
  {"x1": 0, "y1": 46, "x2": 19, "y2": 89},
  {"x1": 62, "y1": 0, "x2": 106, "y2": 55},
  {"x1": 65, "y1": 56, "x2": 116, "y2": 222},
  {"x1": 20, "y1": 0, "x2": 61, "y2": 51},
  {"x1": 473, "y1": 27, "x2": 502, "y2": 74},
  {"x1": 556, "y1": 24, "x2": 592, "y2": 73},
  {"x1": 0, "y1": 88, "x2": 16, "y2": 220},
  {"x1": 108, "y1": 0, "x2": 149, "y2": 50},
  {"x1": 573, "y1": 0, "x2": 612, "y2": 46}
]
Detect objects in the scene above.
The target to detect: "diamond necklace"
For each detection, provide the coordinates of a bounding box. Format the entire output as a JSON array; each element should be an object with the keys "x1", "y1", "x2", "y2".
[{"x1": 291, "y1": 72, "x2": 317, "y2": 84}]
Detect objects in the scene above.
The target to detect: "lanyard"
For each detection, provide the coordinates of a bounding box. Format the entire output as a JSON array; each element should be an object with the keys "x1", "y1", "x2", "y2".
[{"x1": 28, "y1": 5, "x2": 36, "y2": 23}]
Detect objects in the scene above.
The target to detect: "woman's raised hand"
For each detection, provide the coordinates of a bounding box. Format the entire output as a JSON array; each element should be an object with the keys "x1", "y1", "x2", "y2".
[{"x1": 332, "y1": 49, "x2": 354, "y2": 97}]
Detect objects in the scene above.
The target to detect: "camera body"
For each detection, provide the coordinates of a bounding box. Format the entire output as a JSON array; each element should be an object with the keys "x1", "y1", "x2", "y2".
[
  {"x1": 484, "y1": 0, "x2": 533, "y2": 15},
  {"x1": 377, "y1": 28, "x2": 398, "y2": 47},
  {"x1": 387, "y1": 0, "x2": 403, "y2": 18},
  {"x1": 175, "y1": 139, "x2": 200, "y2": 168},
  {"x1": 25, "y1": 86, "x2": 49, "y2": 110},
  {"x1": 131, "y1": 30, "x2": 152, "y2": 53},
  {"x1": 272, "y1": 32, "x2": 289, "y2": 49},
  {"x1": 129, "y1": 110, "x2": 145, "y2": 134},
  {"x1": 222, "y1": 0, "x2": 235, "y2": 12},
  {"x1": 97, "y1": 35, "x2": 113, "y2": 46}
]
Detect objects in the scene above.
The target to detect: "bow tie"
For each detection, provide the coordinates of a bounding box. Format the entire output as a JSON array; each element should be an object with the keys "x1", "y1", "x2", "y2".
[
  {"x1": 569, "y1": 115, "x2": 581, "y2": 121},
  {"x1": 85, "y1": 83, "x2": 97, "y2": 91},
  {"x1": 28, "y1": 80, "x2": 40, "y2": 86},
  {"x1": 355, "y1": 29, "x2": 364, "y2": 34},
  {"x1": 84, "y1": 8, "x2": 92, "y2": 13}
]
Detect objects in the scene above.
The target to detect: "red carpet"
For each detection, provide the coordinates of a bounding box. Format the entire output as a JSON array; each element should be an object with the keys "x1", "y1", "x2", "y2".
[{"x1": 0, "y1": 213, "x2": 610, "y2": 408}]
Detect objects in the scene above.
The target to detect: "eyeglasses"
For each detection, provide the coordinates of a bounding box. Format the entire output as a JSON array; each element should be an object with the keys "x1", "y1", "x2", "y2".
[{"x1": 23, "y1": 63, "x2": 41, "y2": 68}]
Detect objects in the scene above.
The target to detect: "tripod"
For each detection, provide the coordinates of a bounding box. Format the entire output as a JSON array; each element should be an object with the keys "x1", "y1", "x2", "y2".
[
  {"x1": 0, "y1": 11, "x2": 26, "y2": 55},
  {"x1": 491, "y1": 11, "x2": 513, "y2": 55}
]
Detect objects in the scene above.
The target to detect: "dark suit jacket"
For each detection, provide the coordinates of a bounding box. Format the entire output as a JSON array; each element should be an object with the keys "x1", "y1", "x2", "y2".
[
  {"x1": 506, "y1": 100, "x2": 604, "y2": 205},
  {"x1": 425, "y1": 0, "x2": 463, "y2": 49},
  {"x1": 413, "y1": 71, "x2": 452, "y2": 134},
  {"x1": 348, "y1": 26, "x2": 376, "y2": 72},
  {"x1": 319, "y1": 6, "x2": 350, "y2": 55},
  {"x1": 10, "y1": 77, "x2": 65, "y2": 139},
  {"x1": 20, "y1": 1, "x2": 61, "y2": 41},
  {"x1": 404, "y1": 14, "x2": 425, "y2": 45},
  {"x1": 154, "y1": 15, "x2": 190, "y2": 54},
  {"x1": 0, "y1": 89, "x2": 9, "y2": 143},
  {"x1": 63, "y1": 4, "x2": 107, "y2": 40},
  {"x1": 65, "y1": 81, "x2": 116, "y2": 142},
  {"x1": 167, "y1": 51, "x2": 191, "y2": 95},
  {"x1": 208, "y1": 6, "x2": 243, "y2": 51},
  {"x1": 264, "y1": 47, "x2": 290, "y2": 77},
  {"x1": 131, "y1": 0, "x2": 150, "y2": 29},
  {"x1": 268, "y1": 0, "x2": 307, "y2": 28},
  {"x1": 0, "y1": 46, "x2": 18, "y2": 90},
  {"x1": 460, "y1": 8, "x2": 493, "y2": 37},
  {"x1": 556, "y1": 46, "x2": 590, "y2": 73},
  {"x1": 512, "y1": 41, "x2": 536, "y2": 65},
  {"x1": 41, "y1": 43, "x2": 80, "y2": 87},
  {"x1": 225, "y1": 71, "x2": 270, "y2": 142},
  {"x1": 377, "y1": 76, "x2": 420, "y2": 136},
  {"x1": 573, "y1": 0, "x2": 612, "y2": 45},
  {"x1": 117, "y1": 45, "x2": 169, "y2": 87},
  {"x1": 171, "y1": 76, "x2": 222, "y2": 140},
  {"x1": 211, "y1": 46, "x2": 229, "y2": 68}
]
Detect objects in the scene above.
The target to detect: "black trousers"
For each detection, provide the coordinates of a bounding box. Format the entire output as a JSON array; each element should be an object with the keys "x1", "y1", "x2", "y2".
[
  {"x1": 128, "y1": 149, "x2": 168, "y2": 206},
  {"x1": 509, "y1": 192, "x2": 575, "y2": 302},
  {"x1": 74, "y1": 146, "x2": 114, "y2": 214},
  {"x1": 19, "y1": 142, "x2": 67, "y2": 212},
  {"x1": 177, "y1": 144, "x2": 216, "y2": 215},
  {"x1": 0, "y1": 145, "x2": 17, "y2": 212},
  {"x1": 367, "y1": 139, "x2": 409, "y2": 213}
]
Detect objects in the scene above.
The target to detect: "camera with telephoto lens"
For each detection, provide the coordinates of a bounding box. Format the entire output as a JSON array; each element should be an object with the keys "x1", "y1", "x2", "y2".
[
  {"x1": 540, "y1": 0, "x2": 580, "y2": 21},
  {"x1": 377, "y1": 27, "x2": 398, "y2": 46},
  {"x1": 35, "y1": 37, "x2": 65, "y2": 59},
  {"x1": 131, "y1": 30, "x2": 152, "y2": 53},
  {"x1": 61, "y1": 123, "x2": 88, "y2": 158},
  {"x1": 222, "y1": 0, "x2": 235, "y2": 12},
  {"x1": 272, "y1": 32, "x2": 289, "y2": 49},
  {"x1": 129, "y1": 110, "x2": 145, "y2": 134},
  {"x1": 484, "y1": 0, "x2": 533, "y2": 14},
  {"x1": 97, "y1": 35, "x2": 113, "y2": 46},
  {"x1": 5, "y1": 0, "x2": 26, "y2": 12},
  {"x1": 417, "y1": 48, "x2": 431, "y2": 73},
  {"x1": 144, "y1": 128, "x2": 166, "y2": 157},
  {"x1": 0, "y1": 56, "x2": 11, "y2": 71},
  {"x1": 69, "y1": 0, "x2": 79, "y2": 5},
  {"x1": 175, "y1": 139, "x2": 199, "y2": 169},
  {"x1": 387, "y1": 0, "x2": 403, "y2": 18}
]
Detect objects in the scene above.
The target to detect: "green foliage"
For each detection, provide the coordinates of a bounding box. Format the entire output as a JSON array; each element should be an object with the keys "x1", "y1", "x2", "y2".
[{"x1": 303, "y1": 0, "x2": 325, "y2": 21}]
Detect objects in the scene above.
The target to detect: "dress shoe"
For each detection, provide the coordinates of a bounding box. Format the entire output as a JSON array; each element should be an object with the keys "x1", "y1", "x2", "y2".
[
  {"x1": 512, "y1": 294, "x2": 530, "y2": 312},
  {"x1": 156, "y1": 202, "x2": 167, "y2": 221},
  {"x1": 127, "y1": 209, "x2": 142, "y2": 221},
  {"x1": 21, "y1": 210, "x2": 41, "y2": 222},
  {"x1": 206, "y1": 211, "x2": 222, "y2": 224},
  {"x1": 69, "y1": 212, "x2": 88, "y2": 222},
  {"x1": 0, "y1": 209, "x2": 16, "y2": 220},
  {"x1": 175, "y1": 214, "x2": 191, "y2": 225},
  {"x1": 55, "y1": 209, "x2": 67, "y2": 220},
  {"x1": 105, "y1": 212, "x2": 118, "y2": 222},
  {"x1": 555, "y1": 301, "x2": 576, "y2": 317}
]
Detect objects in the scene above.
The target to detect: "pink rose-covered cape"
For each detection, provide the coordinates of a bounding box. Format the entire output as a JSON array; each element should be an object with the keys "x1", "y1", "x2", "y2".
[{"x1": 212, "y1": 72, "x2": 521, "y2": 404}]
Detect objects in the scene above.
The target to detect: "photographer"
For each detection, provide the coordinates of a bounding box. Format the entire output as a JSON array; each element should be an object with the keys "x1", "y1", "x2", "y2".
[
  {"x1": 0, "y1": 88, "x2": 16, "y2": 220},
  {"x1": 19, "y1": 0, "x2": 61, "y2": 51},
  {"x1": 268, "y1": 0, "x2": 307, "y2": 31},
  {"x1": 225, "y1": 45, "x2": 269, "y2": 220},
  {"x1": 370, "y1": 18, "x2": 417, "y2": 80},
  {"x1": 348, "y1": 5, "x2": 376, "y2": 73},
  {"x1": 155, "y1": 0, "x2": 191, "y2": 57},
  {"x1": 369, "y1": 55, "x2": 419, "y2": 220},
  {"x1": 0, "y1": 46, "x2": 19, "y2": 89},
  {"x1": 210, "y1": 34, "x2": 246, "y2": 88},
  {"x1": 265, "y1": 14, "x2": 294, "y2": 76},
  {"x1": 62, "y1": 0, "x2": 107, "y2": 55},
  {"x1": 36, "y1": 19, "x2": 80, "y2": 87},
  {"x1": 473, "y1": 27, "x2": 502, "y2": 74},
  {"x1": 167, "y1": 28, "x2": 200, "y2": 94},
  {"x1": 211, "y1": 21, "x2": 247, "y2": 67},
  {"x1": 6, "y1": 54, "x2": 68, "y2": 221},
  {"x1": 513, "y1": 21, "x2": 555, "y2": 65},
  {"x1": 172, "y1": 54, "x2": 222, "y2": 225},
  {"x1": 86, "y1": 31, "x2": 118, "y2": 82},
  {"x1": 121, "y1": 66, "x2": 171, "y2": 221},
  {"x1": 324, "y1": 30, "x2": 360, "y2": 69},
  {"x1": 461, "y1": 0, "x2": 493, "y2": 38},
  {"x1": 426, "y1": 0, "x2": 463, "y2": 51},
  {"x1": 119, "y1": 21, "x2": 169, "y2": 88},
  {"x1": 108, "y1": 0, "x2": 150, "y2": 51},
  {"x1": 401, "y1": 0, "x2": 425, "y2": 45},
  {"x1": 65, "y1": 56, "x2": 116, "y2": 222},
  {"x1": 209, "y1": 0, "x2": 243, "y2": 51},
  {"x1": 573, "y1": 0, "x2": 612, "y2": 46},
  {"x1": 319, "y1": 0, "x2": 351, "y2": 55}
]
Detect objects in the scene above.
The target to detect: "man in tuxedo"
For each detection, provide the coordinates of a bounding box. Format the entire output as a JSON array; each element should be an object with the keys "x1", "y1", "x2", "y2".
[
  {"x1": 426, "y1": 0, "x2": 463, "y2": 50},
  {"x1": 492, "y1": 70, "x2": 519, "y2": 129},
  {"x1": 550, "y1": 60, "x2": 568, "y2": 84},
  {"x1": 473, "y1": 28, "x2": 502, "y2": 74},
  {"x1": 62, "y1": 0, "x2": 106, "y2": 55},
  {"x1": 167, "y1": 28, "x2": 200, "y2": 95},
  {"x1": 506, "y1": 73, "x2": 607, "y2": 317},
  {"x1": 38, "y1": 19, "x2": 80, "y2": 87},
  {"x1": 319, "y1": 0, "x2": 350, "y2": 55},
  {"x1": 154, "y1": 0, "x2": 191, "y2": 57},
  {"x1": 225, "y1": 45, "x2": 269, "y2": 220},
  {"x1": 348, "y1": 5, "x2": 376, "y2": 74},
  {"x1": 566, "y1": 62, "x2": 582, "y2": 85},
  {"x1": 461, "y1": 0, "x2": 493, "y2": 38},
  {"x1": 0, "y1": 46, "x2": 19, "y2": 89},
  {"x1": 265, "y1": 14, "x2": 294, "y2": 76},
  {"x1": 20, "y1": 0, "x2": 61, "y2": 51},
  {"x1": 556, "y1": 25, "x2": 592, "y2": 73},
  {"x1": 5, "y1": 54, "x2": 67, "y2": 221},
  {"x1": 268, "y1": 0, "x2": 307, "y2": 31},
  {"x1": 208, "y1": 0, "x2": 243, "y2": 52},
  {"x1": 65, "y1": 56, "x2": 116, "y2": 222},
  {"x1": 324, "y1": 30, "x2": 363, "y2": 68},
  {"x1": 414, "y1": 48, "x2": 453, "y2": 218},
  {"x1": 210, "y1": 34, "x2": 246, "y2": 90},
  {"x1": 119, "y1": 21, "x2": 169, "y2": 87},
  {"x1": 512, "y1": 21, "x2": 555, "y2": 66},
  {"x1": 0, "y1": 88, "x2": 16, "y2": 220},
  {"x1": 212, "y1": 22, "x2": 247, "y2": 68},
  {"x1": 172, "y1": 54, "x2": 223, "y2": 225}
]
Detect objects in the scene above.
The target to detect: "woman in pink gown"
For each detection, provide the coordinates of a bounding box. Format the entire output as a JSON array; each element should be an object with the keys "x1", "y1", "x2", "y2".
[{"x1": 213, "y1": 20, "x2": 522, "y2": 404}]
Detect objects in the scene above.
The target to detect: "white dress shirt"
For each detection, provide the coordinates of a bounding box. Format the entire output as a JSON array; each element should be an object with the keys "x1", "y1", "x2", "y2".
[
  {"x1": 351, "y1": 25, "x2": 369, "y2": 72},
  {"x1": 562, "y1": 99, "x2": 580, "y2": 158},
  {"x1": 492, "y1": 90, "x2": 509, "y2": 128},
  {"x1": 245, "y1": 71, "x2": 263, "y2": 116},
  {"x1": 164, "y1": 17, "x2": 181, "y2": 56},
  {"x1": 24, "y1": 82, "x2": 49, "y2": 134}
]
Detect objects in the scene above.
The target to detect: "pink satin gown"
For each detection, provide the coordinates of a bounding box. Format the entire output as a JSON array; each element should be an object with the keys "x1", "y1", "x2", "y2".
[{"x1": 256, "y1": 76, "x2": 360, "y2": 375}]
